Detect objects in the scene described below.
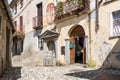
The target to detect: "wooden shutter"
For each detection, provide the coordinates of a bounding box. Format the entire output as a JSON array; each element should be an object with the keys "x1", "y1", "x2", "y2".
[
  {"x1": 14, "y1": 21, "x2": 17, "y2": 27},
  {"x1": 20, "y1": 0, "x2": 23, "y2": 7},
  {"x1": 37, "y1": 3, "x2": 43, "y2": 26},
  {"x1": 20, "y1": 16, "x2": 23, "y2": 31},
  {"x1": 0, "y1": 16, "x2": 1, "y2": 32}
]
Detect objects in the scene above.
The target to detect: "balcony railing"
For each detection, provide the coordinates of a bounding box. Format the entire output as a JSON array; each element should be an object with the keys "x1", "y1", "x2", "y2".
[
  {"x1": 55, "y1": 0, "x2": 89, "y2": 21},
  {"x1": 33, "y1": 16, "x2": 43, "y2": 29}
]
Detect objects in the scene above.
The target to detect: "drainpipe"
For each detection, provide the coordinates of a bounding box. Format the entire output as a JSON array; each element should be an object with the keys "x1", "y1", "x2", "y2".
[
  {"x1": 88, "y1": 13, "x2": 92, "y2": 64},
  {"x1": 96, "y1": 0, "x2": 99, "y2": 31},
  {"x1": 95, "y1": 0, "x2": 103, "y2": 32},
  {"x1": 88, "y1": 0, "x2": 103, "y2": 64}
]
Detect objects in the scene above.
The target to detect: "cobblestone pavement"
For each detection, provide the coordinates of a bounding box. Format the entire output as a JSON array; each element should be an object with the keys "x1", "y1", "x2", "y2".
[{"x1": 0, "y1": 64, "x2": 120, "y2": 80}]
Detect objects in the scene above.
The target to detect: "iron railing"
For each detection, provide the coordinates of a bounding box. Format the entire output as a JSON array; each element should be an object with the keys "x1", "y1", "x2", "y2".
[
  {"x1": 55, "y1": 0, "x2": 89, "y2": 21},
  {"x1": 33, "y1": 16, "x2": 43, "y2": 29}
]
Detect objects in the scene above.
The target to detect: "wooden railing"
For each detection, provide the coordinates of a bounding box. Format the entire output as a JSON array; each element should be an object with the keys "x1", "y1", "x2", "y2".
[
  {"x1": 33, "y1": 16, "x2": 43, "y2": 29},
  {"x1": 55, "y1": 0, "x2": 89, "y2": 21}
]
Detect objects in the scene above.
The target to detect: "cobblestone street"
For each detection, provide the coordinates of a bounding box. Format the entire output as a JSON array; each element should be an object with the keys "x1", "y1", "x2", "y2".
[{"x1": 0, "y1": 64, "x2": 120, "y2": 80}]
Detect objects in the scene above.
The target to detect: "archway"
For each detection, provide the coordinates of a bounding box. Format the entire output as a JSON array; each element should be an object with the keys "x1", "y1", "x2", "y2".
[{"x1": 69, "y1": 25, "x2": 86, "y2": 64}]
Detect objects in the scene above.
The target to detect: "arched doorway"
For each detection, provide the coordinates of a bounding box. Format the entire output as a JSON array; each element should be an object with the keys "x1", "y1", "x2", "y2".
[{"x1": 69, "y1": 25, "x2": 86, "y2": 64}]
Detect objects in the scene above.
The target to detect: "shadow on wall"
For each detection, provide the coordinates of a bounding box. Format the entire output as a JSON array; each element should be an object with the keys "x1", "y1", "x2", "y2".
[
  {"x1": 102, "y1": 38, "x2": 120, "y2": 69},
  {"x1": 0, "y1": 67, "x2": 21, "y2": 80}
]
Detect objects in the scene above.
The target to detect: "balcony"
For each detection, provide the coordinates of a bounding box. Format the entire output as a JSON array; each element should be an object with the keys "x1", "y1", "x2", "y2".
[
  {"x1": 55, "y1": 0, "x2": 89, "y2": 21},
  {"x1": 33, "y1": 16, "x2": 43, "y2": 29}
]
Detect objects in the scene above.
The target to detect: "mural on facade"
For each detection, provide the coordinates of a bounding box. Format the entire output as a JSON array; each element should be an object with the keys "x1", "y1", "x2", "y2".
[{"x1": 46, "y1": 3, "x2": 55, "y2": 24}]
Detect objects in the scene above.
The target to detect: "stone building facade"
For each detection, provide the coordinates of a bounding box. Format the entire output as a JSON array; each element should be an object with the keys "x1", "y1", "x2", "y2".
[
  {"x1": 10, "y1": 0, "x2": 120, "y2": 69},
  {"x1": 89, "y1": 0, "x2": 120, "y2": 69},
  {"x1": 0, "y1": 0, "x2": 15, "y2": 75}
]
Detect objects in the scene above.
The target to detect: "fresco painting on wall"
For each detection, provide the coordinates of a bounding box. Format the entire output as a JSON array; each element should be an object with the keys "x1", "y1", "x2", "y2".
[{"x1": 46, "y1": 3, "x2": 55, "y2": 24}]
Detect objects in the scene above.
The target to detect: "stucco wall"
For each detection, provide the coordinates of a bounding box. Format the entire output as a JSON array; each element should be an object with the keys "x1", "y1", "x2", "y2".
[
  {"x1": 0, "y1": 2, "x2": 13, "y2": 75},
  {"x1": 56, "y1": 14, "x2": 89, "y2": 63},
  {"x1": 23, "y1": 30, "x2": 38, "y2": 52},
  {"x1": 89, "y1": 0, "x2": 120, "y2": 68},
  {"x1": 13, "y1": 0, "x2": 57, "y2": 53},
  {"x1": 12, "y1": 0, "x2": 120, "y2": 68}
]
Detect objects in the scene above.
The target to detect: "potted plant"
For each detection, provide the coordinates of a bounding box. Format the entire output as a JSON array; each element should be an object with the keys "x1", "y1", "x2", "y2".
[
  {"x1": 57, "y1": 1, "x2": 63, "y2": 15},
  {"x1": 77, "y1": 0, "x2": 83, "y2": 8},
  {"x1": 66, "y1": 0, "x2": 73, "y2": 4}
]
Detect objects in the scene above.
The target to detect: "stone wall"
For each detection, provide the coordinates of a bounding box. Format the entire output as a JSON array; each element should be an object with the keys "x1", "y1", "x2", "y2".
[{"x1": 0, "y1": 0, "x2": 13, "y2": 75}]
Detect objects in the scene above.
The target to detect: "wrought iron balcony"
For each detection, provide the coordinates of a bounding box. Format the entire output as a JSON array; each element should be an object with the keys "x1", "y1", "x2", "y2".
[
  {"x1": 55, "y1": 0, "x2": 89, "y2": 21},
  {"x1": 33, "y1": 16, "x2": 43, "y2": 29}
]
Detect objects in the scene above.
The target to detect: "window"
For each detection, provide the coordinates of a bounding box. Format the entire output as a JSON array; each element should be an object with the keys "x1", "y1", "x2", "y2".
[
  {"x1": 38, "y1": 39, "x2": 43, "y2": 50},
  {"x1": 14, "y1": 21, "x2": 17, "y2": 30},
  {"x1": 37, "y1": 3, "x2": 43, "y2": 26},
  {"x1": 14, "y1": 21, "x2": 17, "y2": 27},
  {"x1": 105, "y1": 0, "x2": 112, "y2": 2},
  {"x1": 110, "y1": 10, "x2": 120, "y2": 37},
  {"x1": 14, "y1": 3, "x2": 17, "y2": 14},
  {"x1": 61, "y1": 46, "x2": 65, "y2": 55},
  {"x1": 104, "y1": 0, "x2": 116, "y2": 3},
  {"x1": 0, "y1": 16, "x2": 1, "y2": 33},
  {"x1": 20, "y1": 0, "x2": 23, "y2": 8},
  {"x1": 20, "y1": 16, "x2": 23, "y2": 31}
]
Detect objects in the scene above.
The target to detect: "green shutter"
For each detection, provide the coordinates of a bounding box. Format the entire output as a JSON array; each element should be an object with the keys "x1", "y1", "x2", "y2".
[{"x1": 70, "y1": 42, "x2": 74, "y2": 49}]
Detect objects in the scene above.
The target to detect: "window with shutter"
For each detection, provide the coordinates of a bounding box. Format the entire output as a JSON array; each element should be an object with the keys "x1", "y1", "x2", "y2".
[
  {"x1": 14, "y1": 21, "x2": 17, "y2": 30},
  {"x1": 14, "y1": 21, "x2": 17, "y2": 27},
  {"x1": 0, "y1": 16, "x2": 1, "y2": 34},
  {"x1": 104, "y1": 0, "x2": 116, "y2": 3},
  {"x1": 37, "y1": 3, "x2": 43, "y2": 26},
  {"x1": 20, "y1": 0, "x2": 23, "y2": 8},
  {"x1": 110, "y1": 9, "x2": 120, "y2": 37},
  {"x1": 105, "y1": 0, "x2": 112, "y2": 2},
  {"x1": 14, "y1": 4, "x2": 17, "y2": 14},
  {"x1": 20, "y1": 16, "x2": 23, "y2": 31}
]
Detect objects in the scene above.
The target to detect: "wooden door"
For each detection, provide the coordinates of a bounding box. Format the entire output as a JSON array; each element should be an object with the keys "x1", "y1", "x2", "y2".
[
  {"x1": 70, "y1": 37, "x2": 75, "y2": 64},
  {"x1": 6, "y1": 27, "x2": 10, "y2": 65},
  {"x1": 82, "y1": 48, "x2": 86, "y2": 64}
]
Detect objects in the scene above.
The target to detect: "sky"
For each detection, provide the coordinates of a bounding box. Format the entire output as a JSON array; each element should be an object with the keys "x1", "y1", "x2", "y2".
[{"x1": 8, "y1": 0, "x2": 12, "y2": 4}]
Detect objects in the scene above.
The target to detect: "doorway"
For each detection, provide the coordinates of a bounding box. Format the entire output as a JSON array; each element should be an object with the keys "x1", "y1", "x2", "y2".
[
  {"x1": 6, "y1": 27, "x2": 10, "y2": 65},
  {"x1": 75, "y1": 37, "x2": 84, "y2": 63},
  {"x1": 69, "y1": 25, "x2": 86, "y2": 64},
  {"x1": 47, "y1": 40, "x2": 56, "y2": 57}
]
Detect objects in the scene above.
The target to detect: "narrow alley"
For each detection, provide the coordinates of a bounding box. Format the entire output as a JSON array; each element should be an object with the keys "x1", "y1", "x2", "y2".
[{"x1": 1, "y1": 0, "x2": 120, "y2": 80}]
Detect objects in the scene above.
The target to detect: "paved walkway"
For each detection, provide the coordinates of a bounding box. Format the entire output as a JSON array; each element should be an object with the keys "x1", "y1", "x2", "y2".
[{"x1": 0, "y1": 65, "x2": 120, "y2": 80}]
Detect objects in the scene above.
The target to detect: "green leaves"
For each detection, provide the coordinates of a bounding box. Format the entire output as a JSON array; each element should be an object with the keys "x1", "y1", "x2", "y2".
[
  {"x1": 58, "y1": 1, "x2": 63, "y2": 13},
  {"x1": 77, "y1": 0, "x2": 83, "y2": 7}
]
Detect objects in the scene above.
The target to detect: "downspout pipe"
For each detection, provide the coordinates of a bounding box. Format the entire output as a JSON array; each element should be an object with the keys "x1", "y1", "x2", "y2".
[
  {"x1": 88, "y1": 0, "x2": 103, "y2": 64},
  {"x1": 95, "y1": 0, "x2": 103, "y2": 32},
  {"x1": 96, "y1": 0, "x2": 99, "y2": 28}
]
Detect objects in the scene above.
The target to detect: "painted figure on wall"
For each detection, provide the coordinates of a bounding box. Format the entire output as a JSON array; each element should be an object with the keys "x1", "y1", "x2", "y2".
[{"x1": 46, "y1": 3, "x2": 55, "y2": 24}]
